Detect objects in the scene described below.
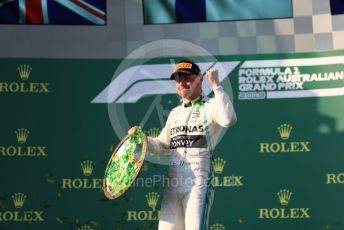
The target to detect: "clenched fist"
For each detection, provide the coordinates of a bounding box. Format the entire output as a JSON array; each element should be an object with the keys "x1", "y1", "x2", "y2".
[{"x1": 206, "y1": 68, "x2": 220, "y2": 87}]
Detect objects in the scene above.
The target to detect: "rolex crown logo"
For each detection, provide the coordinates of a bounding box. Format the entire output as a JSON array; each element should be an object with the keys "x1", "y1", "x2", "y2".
[
  {"x1": 78, "y1": 225, "x2": 93, "y2": 230},
  {"x1": 17, "y1": 64, "x2": 32, "y2": 80},
  {"x1": 12, "y1": 192, "x2": 27, "y2": 209},
  {"x1": 146, "y1": 192, "x2": 159, "y2": 211},
  {"x1": 213, "y1": 157, "x2": 226, "y2": 174},
  {"x1": 277, "y1": 189, "x2": 292, "y2": 206},
  {"x1": 210, "y1": 223, "x2": 225, "y2": 230},
  {"x1": 81, "y1": 160, "x2": 94, "y2": 176},
  {"x1": 146, "y1": 128, "x2": 161, "y2": 138},
  {"x1": 277, "y1": 124, "x2": 293, "y2": 140},
  {"x1": 15, "y1": 128, "x2": 30, "y2": 144}
]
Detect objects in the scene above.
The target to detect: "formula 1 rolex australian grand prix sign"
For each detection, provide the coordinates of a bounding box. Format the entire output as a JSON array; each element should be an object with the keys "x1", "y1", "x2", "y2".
[
  {"x1": 92, "y1": 54, "x2": 344, "y2": 104},
  {"x1": 238, "y1": 56, "x2": 344, "y2": 100}
]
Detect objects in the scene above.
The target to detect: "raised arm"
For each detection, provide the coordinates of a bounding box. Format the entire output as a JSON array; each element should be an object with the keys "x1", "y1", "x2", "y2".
[{"x1": 207, "y1": 68, "x2": 237, "y2": 127}]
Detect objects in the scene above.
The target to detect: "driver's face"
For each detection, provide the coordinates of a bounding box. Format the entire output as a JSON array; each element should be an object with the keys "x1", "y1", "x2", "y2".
[{"x1": 175, "y1": 74, "x2": 202, "y2": 100}]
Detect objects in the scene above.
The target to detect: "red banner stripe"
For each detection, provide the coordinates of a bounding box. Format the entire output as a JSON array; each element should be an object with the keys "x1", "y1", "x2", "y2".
[
  {"x1": 70, "y1": 0, "x2": 106, "y2": 20},
  {"x1": 25, "y1": 0, "x2": 44, "y2": 24}
]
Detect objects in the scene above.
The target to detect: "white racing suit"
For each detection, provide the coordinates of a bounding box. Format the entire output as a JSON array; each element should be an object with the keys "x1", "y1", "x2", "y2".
[{"x1": 147, "y1": 85, "x2": 236, "y2": 230}]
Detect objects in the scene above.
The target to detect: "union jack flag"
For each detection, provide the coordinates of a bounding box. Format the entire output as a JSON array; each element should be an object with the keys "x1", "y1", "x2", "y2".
[{"x1": 0, "y1": 0, "x2": 106, "y2": 25}]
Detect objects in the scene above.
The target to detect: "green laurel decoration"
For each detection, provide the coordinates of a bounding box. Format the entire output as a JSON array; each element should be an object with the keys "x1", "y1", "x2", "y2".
[{"x1": 104, "y1": 129, "x2": 146, "y2": 198}]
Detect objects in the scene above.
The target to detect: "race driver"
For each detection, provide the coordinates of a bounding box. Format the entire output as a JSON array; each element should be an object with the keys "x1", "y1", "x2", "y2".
[{"x1": 128, "y1": 60, "x2": 237, "y2": 230}]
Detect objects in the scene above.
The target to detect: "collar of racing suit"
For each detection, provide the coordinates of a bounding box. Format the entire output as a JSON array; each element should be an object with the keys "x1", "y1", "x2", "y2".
[{"x1": 182, "y1": 95, "x2": 205, "y2": 108}]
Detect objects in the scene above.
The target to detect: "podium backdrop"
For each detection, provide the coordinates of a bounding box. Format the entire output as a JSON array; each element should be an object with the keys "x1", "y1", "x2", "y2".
[{"x1": 1, "y1": 50, "x2": 344, "y2": 230}]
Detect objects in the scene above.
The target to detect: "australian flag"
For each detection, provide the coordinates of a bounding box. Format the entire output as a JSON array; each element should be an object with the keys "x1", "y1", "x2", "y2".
[{"x1": 0, "y1": 0, "x2": 106, "y2": 25}]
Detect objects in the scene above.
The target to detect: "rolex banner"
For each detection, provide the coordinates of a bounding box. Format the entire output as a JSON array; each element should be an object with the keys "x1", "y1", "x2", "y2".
[{"x1": 0, "y1": 50, "x2": 344, "y2": 229}]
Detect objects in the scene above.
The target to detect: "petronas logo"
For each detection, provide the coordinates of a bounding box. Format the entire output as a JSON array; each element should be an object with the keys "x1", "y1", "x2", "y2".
[
  {"x1": 12, "y1": 192, "x2": 27, "y2": 209},
  {"x1": 78, "y1": 225, "x2": 93, "y2": 230},
  {"x1": 146, "y1": 128, "x2": 161, "y2": 138},
  {"x1": 17, "y1": 64, "x2": 32, "y2": 80},
  {"x1": 146, "y1": 192, "x2": 159, "y2": 211},
  {"x1": 210, "y1": 223, "x2": 225, "y2": 230},
  {"x1": 278, "y1": 124, "x2": 292, "y2": 140},
  {"x1": 81, "y1": 160, "x2": 94, "y2": 176},
  {"x1": 15, "y1": 128, "x2": 30, "y2": 144},
  {"x1": 277, "y1": 189, "x2": 292, "y2": 206},
  {"x1": 213, "y1": 157, "x2": 226, "y2": 174}
]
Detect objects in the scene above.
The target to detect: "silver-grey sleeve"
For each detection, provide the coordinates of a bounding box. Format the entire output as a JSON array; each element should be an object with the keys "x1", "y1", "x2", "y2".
[{"x1": 211, "y1": 85, "x2": 237, "y2": 127}]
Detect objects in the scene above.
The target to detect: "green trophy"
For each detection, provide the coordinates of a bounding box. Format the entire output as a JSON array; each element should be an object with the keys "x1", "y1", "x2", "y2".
[{"x1": 103, "y1": 129, "x2": 147, "y2": 200}]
